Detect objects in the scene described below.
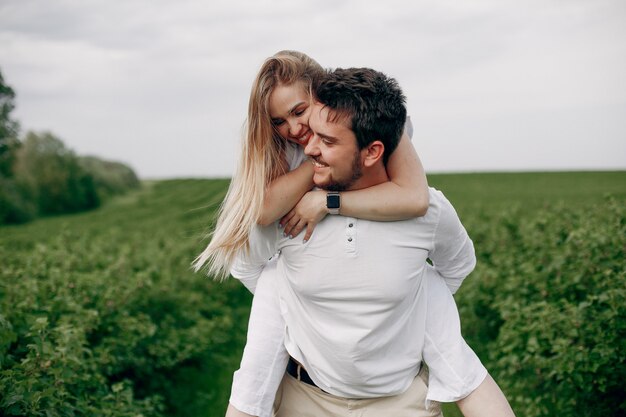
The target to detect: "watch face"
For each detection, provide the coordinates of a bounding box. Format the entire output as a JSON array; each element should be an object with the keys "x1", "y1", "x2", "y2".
[{"x1": 327, "y1": 194, "x2": 340, "y2": 209}]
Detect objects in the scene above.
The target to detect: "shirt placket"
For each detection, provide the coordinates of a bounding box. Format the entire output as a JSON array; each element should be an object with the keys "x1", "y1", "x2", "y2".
[{"x1": 345, "y1": 217, "x2": 357, "y2": 255}]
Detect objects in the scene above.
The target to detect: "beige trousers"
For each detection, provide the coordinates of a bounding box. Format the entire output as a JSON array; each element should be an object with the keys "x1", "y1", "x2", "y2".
[{"x1": 273, "y1": 367, "x2": 442, "y2": 417}]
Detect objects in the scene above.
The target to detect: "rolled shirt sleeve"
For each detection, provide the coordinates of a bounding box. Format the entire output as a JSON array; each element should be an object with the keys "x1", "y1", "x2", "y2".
[
  {"x1": 428, "y1": 190, "x2": 476, "y2": 294},
  {"x1": 230, "y1": 224, "x2": 279, "y2": 293}
]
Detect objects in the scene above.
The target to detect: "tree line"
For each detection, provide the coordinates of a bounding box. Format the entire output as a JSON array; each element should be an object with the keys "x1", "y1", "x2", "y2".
[{"x1": 0, "y1": 69, "x2": 139, "y2": 225}]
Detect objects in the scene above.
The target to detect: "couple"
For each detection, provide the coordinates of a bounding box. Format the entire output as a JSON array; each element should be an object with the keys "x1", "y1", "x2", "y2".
[{"x1": 195, "y1": 51, "x2": 515, "y2": 416}]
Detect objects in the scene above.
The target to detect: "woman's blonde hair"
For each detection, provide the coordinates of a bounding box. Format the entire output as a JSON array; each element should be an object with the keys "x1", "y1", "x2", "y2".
[{"x1": 193, "y1": 50, "x2": 324, "y2": 279}]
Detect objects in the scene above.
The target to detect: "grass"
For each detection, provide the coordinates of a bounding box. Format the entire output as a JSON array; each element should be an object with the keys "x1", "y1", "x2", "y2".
[
  {"x1": 428, "y1": 170, "x2": 626, "y2": 209},
  {"x1": 428, "y1": 171, "x2": 626, "y2": 417},
  {"x1": 1, "y1": 171, "x2": 624, "y2": 417}
]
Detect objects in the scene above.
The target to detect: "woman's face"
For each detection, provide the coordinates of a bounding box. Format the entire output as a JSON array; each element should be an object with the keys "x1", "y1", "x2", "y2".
[{"x1": 268, "y1": 82, "x2": 313, "y2": 147}]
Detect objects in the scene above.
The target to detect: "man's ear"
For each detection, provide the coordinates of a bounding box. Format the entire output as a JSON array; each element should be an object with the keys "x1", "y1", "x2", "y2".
[{"x1": 362, "y1": 140, "x2": 385, "y2": 167}]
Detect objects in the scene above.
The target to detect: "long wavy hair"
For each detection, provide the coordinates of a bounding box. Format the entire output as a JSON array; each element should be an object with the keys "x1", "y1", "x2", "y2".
[{"x1": 193, "y1": 50, "x2": 324, "y2": 280}]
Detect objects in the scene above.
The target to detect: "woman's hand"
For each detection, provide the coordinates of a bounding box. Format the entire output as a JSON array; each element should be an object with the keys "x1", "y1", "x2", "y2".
[{"x1": 279, "y1": 190, "x2": 327, "y2": 242}]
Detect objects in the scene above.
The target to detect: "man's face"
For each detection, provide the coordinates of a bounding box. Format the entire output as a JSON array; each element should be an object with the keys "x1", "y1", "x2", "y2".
[{"x1": 304, "y1": 102, "x2": 363, "y2": 191}]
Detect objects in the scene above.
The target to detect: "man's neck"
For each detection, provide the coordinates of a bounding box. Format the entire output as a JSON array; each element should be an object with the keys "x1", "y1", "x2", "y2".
[{"x1": 347, "y1": 164, "x2": 389, "y2": 191}]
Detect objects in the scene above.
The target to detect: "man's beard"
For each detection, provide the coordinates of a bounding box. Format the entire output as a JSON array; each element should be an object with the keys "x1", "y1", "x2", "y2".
[{"x1": 322, "y1": 150, "x2": 363, "y2": 192}]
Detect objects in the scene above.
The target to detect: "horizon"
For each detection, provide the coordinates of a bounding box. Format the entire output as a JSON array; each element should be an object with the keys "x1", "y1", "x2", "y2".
[{"x1": 139, "y1": 168, "x2": 626, "y2": 181}]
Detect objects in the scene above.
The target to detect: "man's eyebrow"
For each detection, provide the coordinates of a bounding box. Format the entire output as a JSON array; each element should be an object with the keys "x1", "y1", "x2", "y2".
[{"x1": 318, "y1": 132, "x2": 338, "y2": 142}]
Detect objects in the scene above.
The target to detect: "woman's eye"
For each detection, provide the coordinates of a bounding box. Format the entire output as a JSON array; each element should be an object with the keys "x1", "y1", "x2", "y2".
[
  {"x1": 272, "y1": 119, "x2": 284, "y2": 126},
  {"x1": 295, "y1": 109, "x2": 306, "y2": 117}
]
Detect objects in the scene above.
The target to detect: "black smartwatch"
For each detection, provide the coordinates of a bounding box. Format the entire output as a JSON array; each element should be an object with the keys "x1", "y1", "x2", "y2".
[{"x1": 326, "y1": 191, "x2": 340, "y2": 215}]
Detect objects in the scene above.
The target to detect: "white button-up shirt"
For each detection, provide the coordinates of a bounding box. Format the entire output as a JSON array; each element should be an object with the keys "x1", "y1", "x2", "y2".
[{"x1": 232, "y1": 187, "x2": 477, "y2": 398}]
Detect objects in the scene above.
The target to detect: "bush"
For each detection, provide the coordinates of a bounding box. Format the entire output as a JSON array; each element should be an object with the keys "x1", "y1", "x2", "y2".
[
  {"x1": 79, "y1": 156, "x2": 140, "y2": 200},
  {"x1": 0, "y1": 176, "x2": 36, "y2": 224},
  {"x1": 0, "y1": 69, "x2": 20, "y2": 178},
  {"x1": 456, "y1": 197, "x2": 626, "y2": 417},
  {"x1": 13, "y1": 132, "x2": 100, "y2": 215},
  {"x1": 0, "y1": 132, "x2": 140, "y2": 225},
  {"x1": 1, "y1": 70, "x2": 138, "y2": 226},
  {"x1": 0, "y1": 179, "x2": 246, "y2": 417},
  {"x1": 2, "y1": 174, "x2": 624, "y2": 416}
]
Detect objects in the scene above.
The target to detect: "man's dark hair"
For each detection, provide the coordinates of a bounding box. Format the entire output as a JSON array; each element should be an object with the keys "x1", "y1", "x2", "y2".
[{"x1": 313, "y1": 68, "x2": 407, "y2": 164}]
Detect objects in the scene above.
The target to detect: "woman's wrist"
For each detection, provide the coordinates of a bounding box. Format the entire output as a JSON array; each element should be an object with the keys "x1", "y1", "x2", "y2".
[{"x1": 303, "y1": 159, "x2": 315, "y2": 187}]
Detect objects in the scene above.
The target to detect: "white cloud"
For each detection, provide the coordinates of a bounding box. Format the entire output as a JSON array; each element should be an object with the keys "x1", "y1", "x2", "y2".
[{"x1": 0, "y1": 0, "x2": 624, "y2": 177}]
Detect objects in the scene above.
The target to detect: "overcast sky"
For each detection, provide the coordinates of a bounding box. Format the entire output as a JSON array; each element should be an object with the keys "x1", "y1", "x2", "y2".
[{"x1": 1, "y1": 0, "x2": 625, "y2": 178}]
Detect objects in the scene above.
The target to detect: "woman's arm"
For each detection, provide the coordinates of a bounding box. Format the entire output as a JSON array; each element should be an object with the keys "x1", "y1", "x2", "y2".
[
  {"x1": 280, "y1": 132, "x2": 429, "y2": 241},
  {"x1": 225, "y1": 404, "x2": 254, "y2": 417},
  {"x1": 342, "y1": 131, "x2": 429, "y2": 219},
  {"x1": 258, "y1": 161, "x2": 314, "y2": 226}
]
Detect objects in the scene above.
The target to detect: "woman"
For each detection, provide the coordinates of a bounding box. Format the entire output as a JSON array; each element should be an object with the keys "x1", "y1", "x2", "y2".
[{"x1": 195, "y1": 51, "x2": 513, "y2": 417}]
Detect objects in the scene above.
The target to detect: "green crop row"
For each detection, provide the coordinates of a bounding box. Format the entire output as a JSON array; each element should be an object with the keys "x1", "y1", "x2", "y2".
[
  {"x1": 453, "y1": 196, "x2": 626, "y2": 417},
  {"x1": 0, "y1": 179, "x2": 249, "y2": 416},
  {"x1": 1, "y1": 173, "x2": 625, "y2": 416}
]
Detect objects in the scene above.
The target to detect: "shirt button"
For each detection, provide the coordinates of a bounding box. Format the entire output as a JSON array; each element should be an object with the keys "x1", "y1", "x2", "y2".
[
  {"x1": 348, "y1": 237, "x2": 353, "y2": 242},
  {"x1": 348, "y1": 223, "x2": 354, "y2": 227}
]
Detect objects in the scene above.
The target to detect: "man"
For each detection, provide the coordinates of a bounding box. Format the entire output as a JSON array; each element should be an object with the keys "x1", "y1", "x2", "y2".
[{"x1": 230, "y1": 68, "x2": 515, "y2": 417}]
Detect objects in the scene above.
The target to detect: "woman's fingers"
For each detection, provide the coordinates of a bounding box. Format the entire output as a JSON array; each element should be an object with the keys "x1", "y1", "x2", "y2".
[
  {"x1": 284, "y1": 216, "x2": 315, "y2": 242},
  {"x1": 302, "y1": 223, "x2": 316, "y2": 243},
  {"x1": 288, "y1": 218, "x2": 306, "y2": 238},
  {"x1": 280, "y1": 210, "x2": 296, "y2": 229},
  {"x1": 284, "y1": 217, "x2": 305, "y2": 238}
]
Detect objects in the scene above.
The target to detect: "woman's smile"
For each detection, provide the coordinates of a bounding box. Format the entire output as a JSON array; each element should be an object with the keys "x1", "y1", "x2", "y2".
[{"x1": 292, "y1": 129, "x2": 312, "y2": 146}]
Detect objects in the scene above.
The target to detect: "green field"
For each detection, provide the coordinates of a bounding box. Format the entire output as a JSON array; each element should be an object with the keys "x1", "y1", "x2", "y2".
[{"x1": 1, "y1": 171, "x2": 625, "y2": 417}]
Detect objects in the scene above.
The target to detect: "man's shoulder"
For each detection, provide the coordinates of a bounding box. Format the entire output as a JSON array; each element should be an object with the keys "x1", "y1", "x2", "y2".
[
  {"x1": 427, "y1": 186, "x2": 449, "y2": 204},
  {"x1": 422, "y1": 187, "x2": 452, "y2": 219},
  {"x1": 409, "y1": 187, "x2": 461, "y2": 231}
]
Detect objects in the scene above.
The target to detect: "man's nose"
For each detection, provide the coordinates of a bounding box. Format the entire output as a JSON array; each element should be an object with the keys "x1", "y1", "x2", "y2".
[{"x1": 304, "y1": 134, "x2": 319, "y2": 156}]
